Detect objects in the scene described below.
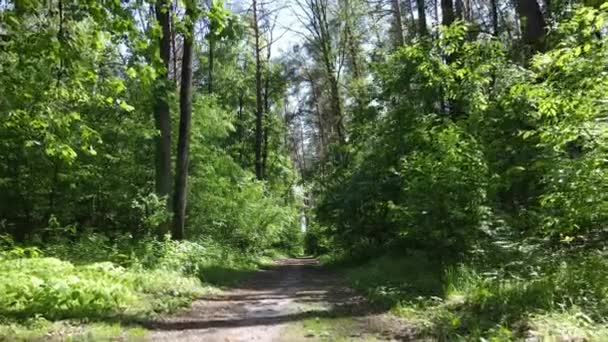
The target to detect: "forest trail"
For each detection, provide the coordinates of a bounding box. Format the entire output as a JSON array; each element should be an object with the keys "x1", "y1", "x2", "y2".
[{"x1": 146, "y1": 258, "x2": 411, "y2": 341}]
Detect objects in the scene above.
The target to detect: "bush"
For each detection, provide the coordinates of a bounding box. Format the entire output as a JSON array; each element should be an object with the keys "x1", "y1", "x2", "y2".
[
  {"x1": 0, "y1": 234, "x2": 273, "y2": 325},
  {"x1": 0, "y1": 254, "x2": 210, "y2": 321},
  {"x1": 392, "y1": 123, "x2": 489, "y2": 258},
  {"x1": 338, "y1": 247, "x2": 608, "y2": 340}
]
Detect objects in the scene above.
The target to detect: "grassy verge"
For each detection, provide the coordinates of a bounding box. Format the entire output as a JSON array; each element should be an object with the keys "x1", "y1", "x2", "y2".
[
  {"x1": 0, "y1": 319, "x2": 147, "y2": 342},
  {"x1": 282, "y1": 316, "x2": 382, "y2": 342},
  {"x1": 328, "y1": 247, "x2": 608, "y2": 341},
  {"x1": 0, "y1": 235, "x2": 273, "y2": 340}
]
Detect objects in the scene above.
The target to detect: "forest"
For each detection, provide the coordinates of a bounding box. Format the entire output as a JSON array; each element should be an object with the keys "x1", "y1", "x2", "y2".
[{"x1": 1, "y1": 0, "x2": 608, "y2": 340}]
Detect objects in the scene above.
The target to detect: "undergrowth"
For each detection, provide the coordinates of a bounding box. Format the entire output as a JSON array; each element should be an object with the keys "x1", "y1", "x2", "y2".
[
  {"x1": 0, "y1": 233, "x2": 269, "y2": 340},
  {"x1": 330, "y1": 245, "x2": 608, "y2": 341}
]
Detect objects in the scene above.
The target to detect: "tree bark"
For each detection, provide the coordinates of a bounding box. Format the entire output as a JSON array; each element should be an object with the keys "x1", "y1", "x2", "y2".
[
  {"x1": 208, "y1": 38, "x2": 214, "y2": 94},
  {"x1": 309, "y1": 77, "x2": 327, "y2": 161},
  {"x1": 253, "y1": 0, "x2": 264, "y2": 180},
  {"x1": 172, "y1": 0, "x2": 195, "y2": 240},
  {"x1": 416, "y1": 0, "x2": 428, "y2": 36},
  {"x1": 317, "y1": 0, "x2": 344, "y2": 143},
  {"x1": 516, "y1": 0, "x2": 546, "y2": 53},
  {"x1": 391, "y1": 0, "x2": 405, "y2": 47},
  {"x1": 171, "y1": 0, "x2": 178, "y2": 82},
  {"x1": 455, "y1": 0, "x2": 464, "y2": 19},
  {"x1": 490, "y1": 0, "x2": 499, "y2": 35},
  {"x1": 262, "y1": 38, "x2": 272, "y2": 179},
  {"x1": 153, "y1": 0, "x2": 173, "y2": 229},
  {"x1": 237, "y1": 93, "x2": 245, "y2": 163},
  {"x1": 343, "y1": 0, "x2": 363, "y2": 77},
  {"x1": 441, "y1": 0, "x2": 455, "y2": 25}
]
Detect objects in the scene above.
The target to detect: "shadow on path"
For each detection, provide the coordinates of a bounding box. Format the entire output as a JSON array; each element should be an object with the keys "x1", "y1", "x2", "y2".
[{"x1": 146, "y1": 258, "x2": 406, "y2": 341}]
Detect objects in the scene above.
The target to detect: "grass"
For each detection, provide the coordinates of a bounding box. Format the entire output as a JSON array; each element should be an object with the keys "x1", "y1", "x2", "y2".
[
  {"x1": 0, "y1": 319, "x2": 148, "y2": 342},
  {"x1": 0, "y1": 235, "x2": 274, "y2": 340},
  {"x1": 329, "y1": 247, "x2": 608, "y2": 341},
  {"x1": 282, "y1": 316, "x2": 381, "y2": 341}
]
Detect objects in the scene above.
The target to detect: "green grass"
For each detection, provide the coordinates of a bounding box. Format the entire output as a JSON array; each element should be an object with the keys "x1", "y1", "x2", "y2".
[
  {"x1": 282, "y1": 316, "x2": 381, "y2": 341},
  {"x1": 0, "y1": 318, "x2": 148, "y2": 341},
  {"x1": 332, "y1": 249, "x2": 608, "y2": 341}
]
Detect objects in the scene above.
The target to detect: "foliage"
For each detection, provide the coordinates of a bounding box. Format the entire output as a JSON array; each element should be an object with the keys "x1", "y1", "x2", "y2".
[
  {"x1": 307, "y1": 6, "x2": 608, "y2": 340},
  {"x1": 0, "y1": 256, "x2": 200, "y2": 321},
  {"x1": 187, "y1": 97, "x2": 301, "y2": 253},
  {"x1": 311, "y1": 5, "x2": 608, "y2": 257},
  {"x1": 2, "y1": 0, "x2": 608, "y2": 340},
  {"x1": 336, "y1": 246, "x2": 608, "y2": 340},
  {"x1": 0, "y1": 234, "x2": 272, "y2": 339},
  {"x1": 0, "y1": 0, "x2": 301, "y2": 254}
]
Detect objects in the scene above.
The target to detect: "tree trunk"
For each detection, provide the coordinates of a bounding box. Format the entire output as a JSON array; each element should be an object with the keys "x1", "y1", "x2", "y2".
[
  {"x1": 441, "y1": 0, "x2": 455, "y2": 25},
  {"x1": 405, "y1": 0, "x2": 416, "y2": 37},
  {"x1": 391, "y1": 0, "x2": 405, "y2": 47},
  {"x1": 237, "y1": 94, "x2": 245, "y2": 163},
  {"x1": 262, "y1": 123, "x2": 269, "y2": 179},
  {"x1": 544, "y1": 0, "x2": 551, "y2": 20},
  {"x1": 253, "y1": 0, "x2": 264, "y2": 180},
  {"x1": 316, "y1": 0, "x2": 344, "y2": 144},
  {"x1": 490, "y1": 0, "x2": 499, "y2": 35},
  {"x1": 171, "y1": 0, "x2": 178, "y2": 82},
  {"x1": 208, "y1": 38, "x2": 214, "y2": 94},
  {"x1": 262, "y1": 71, "x2": 270, "y2": 179},
  {"x1": 308, "y1": 76, "x2": 327, "y2": 162},
  {"x1": 516, "y1": 0, "x2": 546, "y2": 53},
  {"x1": 455, "y1": 0, "x2": 463, "y2": 19},
  {"x1": 416, "y1": 0, "x2": 428, "y2": 36},
  {"x1": 343, "y1": 1, "x2": 363, "y2": 77},
  {"x1": 172, "y1": 0, "x2": 195, "y2": 240},
  {"x1": 327, "y1": 71, "x2": 344, "y2": 143},
  {"x1": 262, "y1": 26, "x2": 274, "y2": 180},
  {"x1": 153, "y1": 0, "x2": 173, "y2": 229}
]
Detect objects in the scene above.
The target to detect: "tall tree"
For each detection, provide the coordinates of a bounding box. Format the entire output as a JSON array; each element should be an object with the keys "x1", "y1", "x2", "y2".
[
  {"x1": 253, "y1": 0, "x2": 264, "y2": 180},
  {"x1": 295, "y1": 0, "x2": 345, "y2": 144},
  {"x1": 259, "y1": 3, "x2": 283, "y2": 179},
  {"x1": 173, "y1": 0, "x2": 196, "y2": 239},
  {"x1": 261, "y1": 22, "x2": 274, "y2": 180},
  {"x1": 153, "y1": 0, "x2": 173, "y2": 222}
]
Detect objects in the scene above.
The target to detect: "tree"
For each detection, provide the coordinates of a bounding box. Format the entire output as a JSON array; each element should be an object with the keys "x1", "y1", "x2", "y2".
[
  {"x1": 173, "y1": 0, "x2": 197, "y2": 239},
  {"x1": 253, "y1": 0, "x2": 264, "y2": 180},
  {"x1": 294, "y1": 0, "x2": 345, "y2": 144},
  {"x1": 153, "y1": 0, "x2": 173, "y2": 223}
]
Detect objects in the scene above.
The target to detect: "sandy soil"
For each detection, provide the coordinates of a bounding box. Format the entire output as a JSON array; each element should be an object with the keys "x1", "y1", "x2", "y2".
[{"x1": 146, "y1": 258, "x2": 413, "y2": 342}]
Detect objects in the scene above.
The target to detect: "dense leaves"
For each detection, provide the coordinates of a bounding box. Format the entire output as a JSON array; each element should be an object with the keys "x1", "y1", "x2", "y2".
[
  {"x1": 0, "y1": 0, "x2": 301, "y2": 253},
  {"x1": 312, "y1": 6, "x2": 608, "y2": 256},
  {"x1": 304, "y1": 3, "x2": 608, "y2": 339}
]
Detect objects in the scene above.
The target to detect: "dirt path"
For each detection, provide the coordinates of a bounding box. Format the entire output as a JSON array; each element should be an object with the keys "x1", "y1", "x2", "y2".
[{"x1": 146, "y1": 258, "x2": 413, "y2": 341}]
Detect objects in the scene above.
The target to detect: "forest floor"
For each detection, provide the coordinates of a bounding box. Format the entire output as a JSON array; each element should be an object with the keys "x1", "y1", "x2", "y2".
[{"x1": 146, "y1": 258, "x2": 414, "y2": 342}]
